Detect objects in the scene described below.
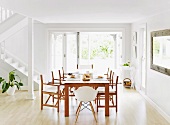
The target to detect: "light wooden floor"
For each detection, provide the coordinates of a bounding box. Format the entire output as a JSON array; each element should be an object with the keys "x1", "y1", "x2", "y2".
[{"x1": 0, "y1": 85, "x2": 169, "y2": 125}]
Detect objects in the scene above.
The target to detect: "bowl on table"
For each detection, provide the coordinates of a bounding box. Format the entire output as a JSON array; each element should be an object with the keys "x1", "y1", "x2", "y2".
[
  {"x1": 70, "y1": 75, "x2": 75, "y2": 78},
  {"x1": 97, "y1": 76, "x2": 103, "y2": 79},
  {"x1": 82, "y1": 74, "x2": 91, "y2": 81},
  {"x1": 82, "y1": 78, "x2": 90, "y2": 81}
]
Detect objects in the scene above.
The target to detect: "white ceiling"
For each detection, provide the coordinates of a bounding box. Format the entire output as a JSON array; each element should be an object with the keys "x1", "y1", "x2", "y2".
[{"x1": 0, "y1": 0, "x2": 170, "y2": 23}]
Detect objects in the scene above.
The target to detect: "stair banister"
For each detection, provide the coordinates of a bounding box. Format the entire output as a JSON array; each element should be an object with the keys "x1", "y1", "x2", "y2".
[{"x1": 0, "y1": 6, "x2": 14, "y2": 23}]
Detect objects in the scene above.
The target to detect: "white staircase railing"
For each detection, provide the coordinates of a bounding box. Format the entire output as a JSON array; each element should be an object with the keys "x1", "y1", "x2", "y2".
[{"x1": 0, "y1": 7, "x2": 14, "y2": 23}]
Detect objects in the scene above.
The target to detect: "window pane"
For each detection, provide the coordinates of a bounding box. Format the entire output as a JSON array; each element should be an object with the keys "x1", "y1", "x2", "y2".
[
  {"x1": 79, "y1": 34, "x2": 89, "y2": 64},
  {"x1": 153, "y1": 36, "x2": 170, "y2": 68},
  {"x1": 51, "y1": 34, "x2": 63, "y2": 70},
  {"x1": 66, "y1": 34, "x2": 77, "y2": 71}
]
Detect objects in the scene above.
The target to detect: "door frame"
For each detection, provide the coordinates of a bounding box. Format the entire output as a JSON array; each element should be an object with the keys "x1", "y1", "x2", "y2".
[{"x1": 138, "y1": 23, "x2": 147, "y2": 94}]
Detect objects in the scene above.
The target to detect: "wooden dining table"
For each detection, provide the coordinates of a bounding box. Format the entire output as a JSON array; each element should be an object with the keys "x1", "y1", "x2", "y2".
[{"x1": 62, "y1": 79, "x2": 110, "y2": 117}]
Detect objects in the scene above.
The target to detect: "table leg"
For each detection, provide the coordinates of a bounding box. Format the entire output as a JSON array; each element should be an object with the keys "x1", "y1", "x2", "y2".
[
  {"x1": 105, "y1": 84, "x2": 109, "y2": 116},
  {"x1": 65, "y1": 85, "x2": 69, "y2": 117}
]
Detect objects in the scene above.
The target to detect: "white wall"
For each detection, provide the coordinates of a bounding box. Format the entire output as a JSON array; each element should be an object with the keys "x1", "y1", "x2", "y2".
[
  {"x1": 34, "y1": 21, "x2": 47, "y2": 74},
  {"x1": 5, "y1": 26, "x2": 28, "y2": 64},
  {"x1": 131, "y1": 11, "x2": 170, "y2": 117}
]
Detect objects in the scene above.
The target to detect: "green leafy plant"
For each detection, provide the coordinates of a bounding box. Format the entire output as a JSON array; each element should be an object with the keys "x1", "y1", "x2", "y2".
[
  {"x1": 123, "y1": 61, "x2": 130, "y2": 66},
  {"x1": 0, "y1": 70, "x2": 23, "y2": 93}
]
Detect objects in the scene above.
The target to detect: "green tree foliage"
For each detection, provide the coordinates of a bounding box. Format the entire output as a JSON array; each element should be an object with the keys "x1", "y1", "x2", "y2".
[
  {"x1": 81, "y1": 34, "x2": 114, "y2": 59},
  {"x1": 153, "y1": 40, "x2": 160, "y2": 54}
]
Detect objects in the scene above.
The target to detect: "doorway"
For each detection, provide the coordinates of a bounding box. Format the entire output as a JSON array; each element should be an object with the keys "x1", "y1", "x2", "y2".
[{"x1": 139, "y1": 24, "x2": 147, "y2": 93}]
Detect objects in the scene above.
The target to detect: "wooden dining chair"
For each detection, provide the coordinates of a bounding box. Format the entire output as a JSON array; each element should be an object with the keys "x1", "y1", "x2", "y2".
[
  {"x1": 51, "y1": 70, "x2": 65, "y2": 100},
  {"x1": 40, "y1": 74, "x2": 60, "y2": 112},
  {"x1": 77, "y1": 64, "x2": 93, "y2": 69},
  {"x1": 96, "y1": 71, "x2": 119, "y2": 112},
  {"x1": 95, "y1": 70, "x2": 113, "y2": 103},
  {"x1": 104, "y1": 68, "x2": 110, "y2": 79},
  {"x1": 61, "y1": 67, "x2": 67, "y2": 79}
]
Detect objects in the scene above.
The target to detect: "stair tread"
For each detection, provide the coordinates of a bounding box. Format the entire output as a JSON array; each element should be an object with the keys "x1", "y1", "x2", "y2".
[{"x1": 2, "y1": 56, "x2": 39, "y2": 84}]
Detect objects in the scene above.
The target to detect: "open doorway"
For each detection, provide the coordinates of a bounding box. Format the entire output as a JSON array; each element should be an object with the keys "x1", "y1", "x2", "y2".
[{"x1": 139, "y1": 24, "x2": 147, "y2": 94}]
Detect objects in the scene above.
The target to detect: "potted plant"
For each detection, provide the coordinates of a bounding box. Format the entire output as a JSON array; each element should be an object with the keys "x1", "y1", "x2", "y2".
[{"x1": 0, "y1": 70, "x2": 23, "y2": 95}]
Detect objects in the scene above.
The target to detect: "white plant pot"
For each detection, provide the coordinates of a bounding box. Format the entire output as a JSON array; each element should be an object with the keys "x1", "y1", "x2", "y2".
[{"x1": 7, "y1": 86, "x2": 16, "y2": 95}]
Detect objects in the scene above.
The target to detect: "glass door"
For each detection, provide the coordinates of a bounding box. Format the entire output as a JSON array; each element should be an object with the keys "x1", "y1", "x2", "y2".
[
  {"x1": 66, "y1": 33, "x2": 77, "y2": 72},
  {"x1": 50, "y1": 33, "x2": 64, "y2": 71},
  {"x1": 50, "y1": 32, "x2": 77, "y2": 72},
  {"x1": 139, "y1": 24, "x2": 147, "y2": 93},
  {"x1": 141, "y1": 28, "x2": 146, "y2": 90},
  {"x1": 79, "y1": 32, "x2": 122, "y2": 74}
]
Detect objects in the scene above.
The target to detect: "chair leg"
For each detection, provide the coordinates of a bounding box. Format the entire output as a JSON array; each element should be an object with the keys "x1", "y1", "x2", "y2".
[
  {"x1": 99, "y1": 96, "x2": 101, "y2": 106},
  {"x1": 116, "y1": 94, "x2": 117, "y2": 112},
  {"x1": 52, "y1": 95, "x2": 54, "y2": 103},
  {"x1": 76, "y1": 102, "x2": 81, "y2": 114},
  {"x1": 41, "y1": 92, "x2": 43, "y2": 110},
  {"x1": 89, "y1": 102, "x2": 97, "y2": 122},
  {"x1": 57, "y1": 98, "x2": 59, "y2": 112},
  {"x1": 75, "y1": 101, "x2": 82, "y2": 122},
  {"x1": 57, "y1": 87, "x2": 60, "y2": 112},
  {"x1": 96, "y1": 95, "x2": 98, "y2": 112}
]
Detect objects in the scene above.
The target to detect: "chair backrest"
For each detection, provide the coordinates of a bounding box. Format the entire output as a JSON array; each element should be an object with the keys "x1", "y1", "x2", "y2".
[
  {"x1": 106, "y1": 68, "x2": 110, "y2": 79},
  {"x1": 40, "y1": 74, "x2": 43, "y2": 85},
  {"x1": 115, "y1": 75, "x2": 119, "y2": 93},
  {"x1": 107, "y1": 70, "x2": 112, "y2": 82},
  {"x1": 77, "y1": 64, "x2": 93, "y2": 70},
  {"x1": 110, "y1": 73, "x2": 119, "y2": 90},
  {"x1": 40, "y1": 74, "x2": 50, "y2": 84},
  {"x1": 58, "y1": 70, "x2": 62, "y2": 83},
  {"x1": 51, "y1": 71, "x2": 55, "y2": 84},
  {"x1": 74, "y1": 86, "x2": 97, "y2": 102},
  {"x1": 51, "y1": 70, "x2": 62, "y2": 84},
  {"x1": 40, "y1": 74, "x2": 48, "y2": 91},
  {"x1": 62, "y1": 67, "x2": 65, "y2": 79}
]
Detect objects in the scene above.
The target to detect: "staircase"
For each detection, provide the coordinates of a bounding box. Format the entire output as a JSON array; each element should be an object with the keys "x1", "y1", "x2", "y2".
[
  {"x1": 0, "y1": 7, "x2": 40, "y2": 90},
  {"x1": 0, "y1": 41, "x2": 40, "y2": 89}
]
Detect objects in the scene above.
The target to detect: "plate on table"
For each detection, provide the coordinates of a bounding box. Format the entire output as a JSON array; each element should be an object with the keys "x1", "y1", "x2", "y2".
[
  {"x1": 93, "y1": 76, "x2": 107, "y2": 81},
  {"x1": 66, "y1": 78, "x2": 80, "y2": 81}
]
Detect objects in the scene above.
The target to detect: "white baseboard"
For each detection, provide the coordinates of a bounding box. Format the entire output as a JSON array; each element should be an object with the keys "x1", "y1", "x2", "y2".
[
  {"x1": 20, "y1": 86, "x2": 28, "y2": 90},
  {"x1": 137, "y1": 89, "x2": 170, "y2": 123},
  {"x1": 0, "y1": 85, "x2": 37, "y2": 91}
]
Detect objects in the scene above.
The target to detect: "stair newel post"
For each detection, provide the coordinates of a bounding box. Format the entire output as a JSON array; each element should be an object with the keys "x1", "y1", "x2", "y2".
[
  {"x1": 3, "y1": 41, "x2": 5, "y2": 61},
  {"x1": 0, "y1": 41, "x2": 5, "y2": 61},
  {"x1": 27, "y1": 17, "x2": 36, "y2": 100},
  {"x1": 0, "y1": 7, "x2": 2, "y2": 23}
]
